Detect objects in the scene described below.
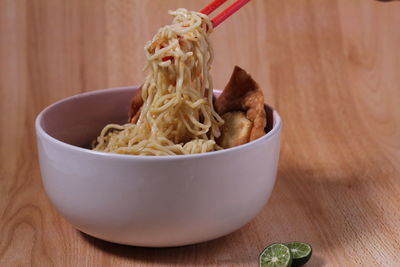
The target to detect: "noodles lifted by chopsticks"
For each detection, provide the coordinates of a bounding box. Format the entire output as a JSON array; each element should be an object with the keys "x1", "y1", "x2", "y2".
[{"x1": 94, "y1": 8, "x2": 224, "y2": 156}]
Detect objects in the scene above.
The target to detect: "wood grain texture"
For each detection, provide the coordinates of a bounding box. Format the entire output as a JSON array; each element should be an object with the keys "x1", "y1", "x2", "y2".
[{"x1": 1, "y1": 0, "x2": 400, "y2": 266}]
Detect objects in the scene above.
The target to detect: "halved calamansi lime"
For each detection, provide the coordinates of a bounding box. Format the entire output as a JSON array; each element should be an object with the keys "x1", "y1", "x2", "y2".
[
  {"x1": 259, "y1": 243, "x2": 292, "y2": 267},
  {"x1": 285, "y1": 242, "x2": 312, "y2": 266}
]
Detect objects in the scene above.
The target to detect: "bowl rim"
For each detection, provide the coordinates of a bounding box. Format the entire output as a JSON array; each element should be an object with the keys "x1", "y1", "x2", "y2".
[{"x1": 35, "y1": 86, "x2": 282, "y2": 161}]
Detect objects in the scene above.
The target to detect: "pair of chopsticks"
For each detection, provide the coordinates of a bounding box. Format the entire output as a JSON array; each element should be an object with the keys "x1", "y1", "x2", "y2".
[{"x1": 200, "y1": 0, "x2": 252, "y2": 28}]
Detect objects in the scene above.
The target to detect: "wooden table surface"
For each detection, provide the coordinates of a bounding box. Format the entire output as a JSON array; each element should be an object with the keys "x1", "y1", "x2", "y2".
[{"x1": 1, "y1": 0, "x2": 400, "y2": 266}]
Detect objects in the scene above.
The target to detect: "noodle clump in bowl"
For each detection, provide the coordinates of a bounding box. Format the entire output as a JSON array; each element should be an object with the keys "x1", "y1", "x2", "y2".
[
  {"x1": 93, "y1": 8, "x2": 267, "y2": 156},
  {"x1": 94, "y1": 9, "x2": 223, "y2": 155}
]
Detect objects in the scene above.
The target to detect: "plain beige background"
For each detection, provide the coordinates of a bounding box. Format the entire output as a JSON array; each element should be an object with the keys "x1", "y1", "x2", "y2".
[{"x1": 1, "y1": 0, "x2": 400, "y2": 266}]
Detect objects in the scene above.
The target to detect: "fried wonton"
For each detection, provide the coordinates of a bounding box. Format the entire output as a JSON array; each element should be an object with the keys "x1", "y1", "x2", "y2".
[
  {"x1": 129, "y1": 87, "x2": 143, "y2": 123},
  {"x1": 215, "y1": 66, "x2": 267, "y2": 147},
  {"x1": 218, "y1": 111, "x2": 253, "y2": 149}
]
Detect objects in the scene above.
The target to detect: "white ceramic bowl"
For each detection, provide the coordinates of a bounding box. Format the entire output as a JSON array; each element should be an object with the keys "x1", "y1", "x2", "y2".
[{"x1": 35, "y1": 86, "x2": 281, "y2": 247}]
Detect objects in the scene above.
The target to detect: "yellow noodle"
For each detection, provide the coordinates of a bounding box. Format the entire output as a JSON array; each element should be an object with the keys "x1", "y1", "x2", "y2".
[{"x1": 94, "y1": 8, "x2": 224, "y2": 155}]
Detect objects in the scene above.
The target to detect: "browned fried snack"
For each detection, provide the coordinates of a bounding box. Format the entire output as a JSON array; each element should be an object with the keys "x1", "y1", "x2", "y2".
[
  {"x1": 215, "y1": 66, "x2": 267, "y2": 145},
  {"x1": 218, "y1": 111, "x2": 253, "y2": 149},
  {"x1": 128, "y1": 87, "x2": 143, "y2": 123}
]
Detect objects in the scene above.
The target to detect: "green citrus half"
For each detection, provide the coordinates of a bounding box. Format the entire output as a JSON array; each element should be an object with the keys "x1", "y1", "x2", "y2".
[
  {"x1": 259, "y1": 243, "x2": 293, "y2": 267},
  {"x1": 285, "y1": 242, "x2": 312, "y2": 266}
]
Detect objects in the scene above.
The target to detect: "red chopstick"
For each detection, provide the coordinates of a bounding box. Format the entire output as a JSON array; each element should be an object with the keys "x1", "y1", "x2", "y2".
[
  {"x1": 200, "y1": 0, "x2": 252, "y2": 28},
  {"x1": 200, "y1": 0, "x2": 228, "y2": 15}
]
